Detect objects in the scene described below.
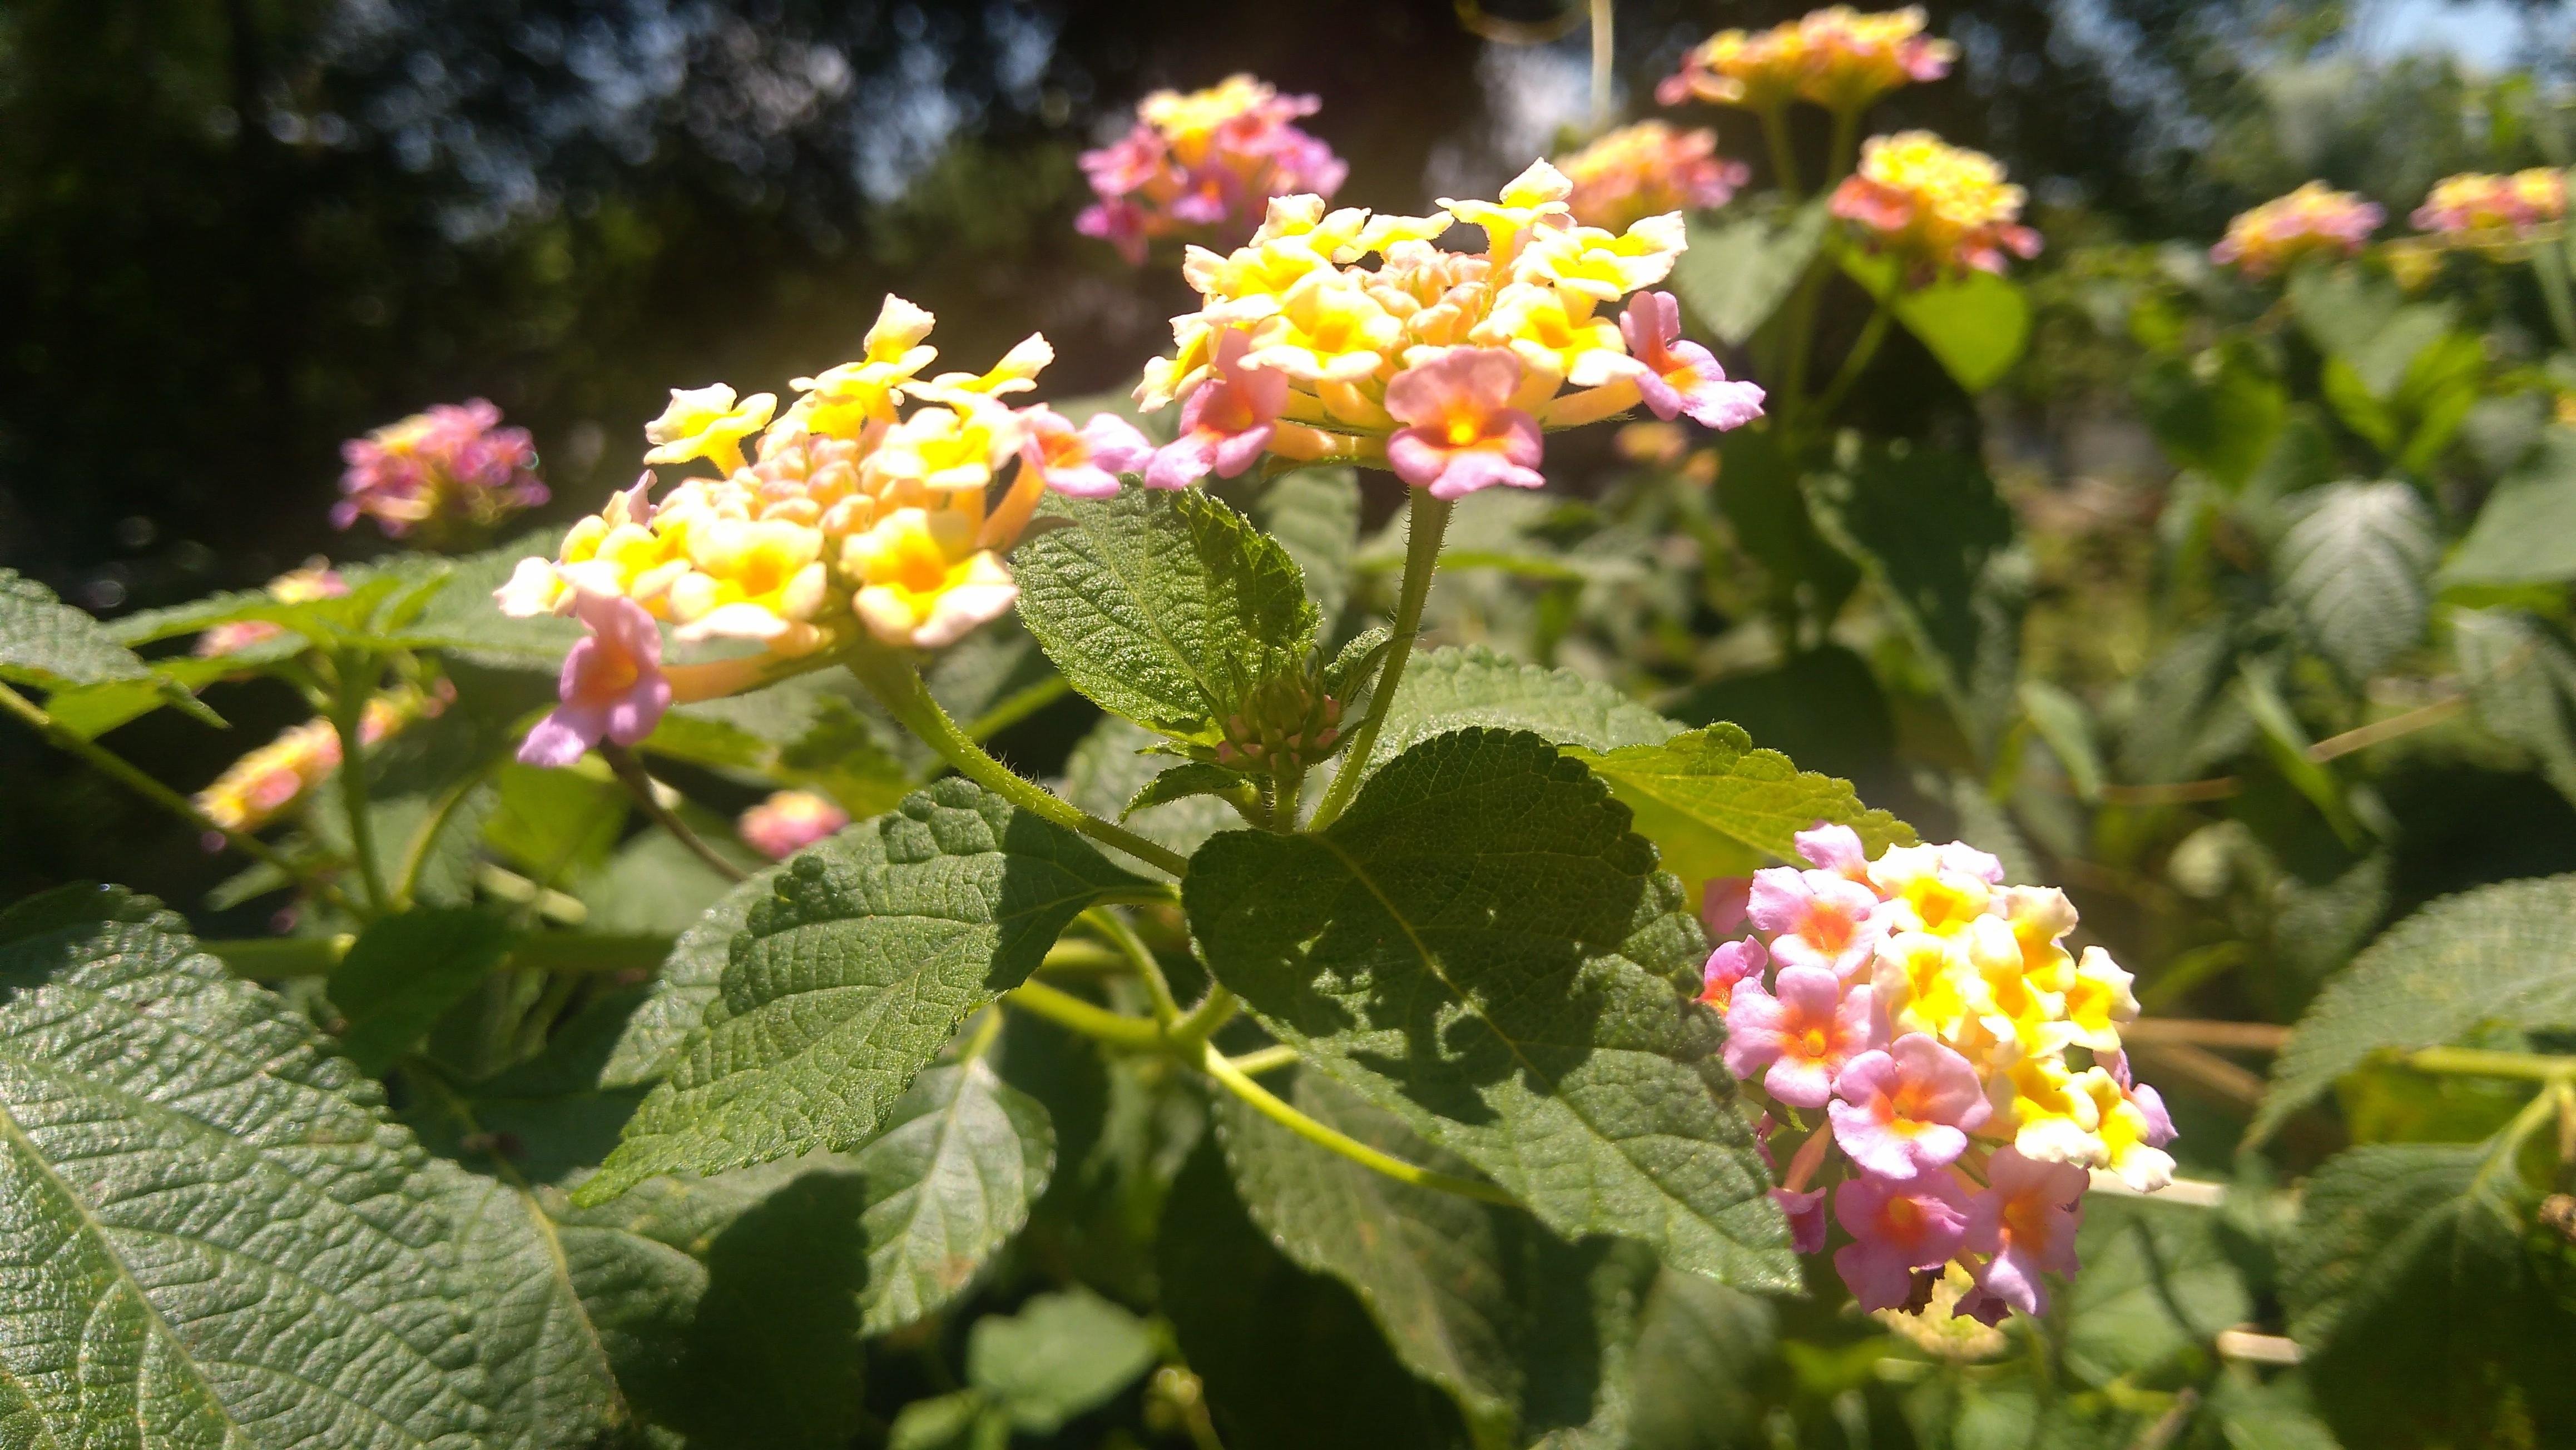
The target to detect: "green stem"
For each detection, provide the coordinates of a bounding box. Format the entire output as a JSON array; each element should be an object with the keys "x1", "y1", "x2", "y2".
[
  {"x1": 328, "y1": 652, "x2": 393, "y2": 915},
  {"x1": 1757, "y1": 104, "x2": 1800, "y2": 201},
  {"x1": 1198, "y1": 1042, "x2": 1518, "y2": 1205},
  {"x1": 1225, "y1": 1045, "x2": 1300, "y2": 1076},
  {"x1": 1088, "y1": 907, "x2": 1178, "y2": 1023},
  {"x1": 1005, "y1": 978, "x2": 1171, "y2": 1051},
  {"x1": 1777, "y1": 256, "x2": 1835, "y2": 430},
  {"x1": 846, "y1": 643, "x2": 1192, "y2": 878},
  {"x1": 600, "y1": 744, "x2": 748, "y2": 884},
  {"x1": 1809, "y1": 297, "x2": 1894, "y2": 422},
  {"x1": 1037, "y1": 938, "x2": 1132, "y2": 975},
  {"x1": 1311, "y1": 495, "x2": 1454, "y2": 830},
  {"x1": 475, "y1": 863, "x2": 590, "y2": 925},
  {"x1": 1822, "y1": 106, "x2": 1860, "y2": 192},
  {"x1": 1587, "y1": 0, "x2": 1614, "y2": 136},
  {"x1": 2534, "y1": 240, "x2": 2576, "y2": 352},
  {"x1": 1168, "y1": 985, "x2": 1240, "y2": 1054},
  {"x1": 0, "y1": 679, "x2": 356, "y2": 912},
  {"x1": 2405, "y1": 1046, "x2": 2576, "y2": 1082}
]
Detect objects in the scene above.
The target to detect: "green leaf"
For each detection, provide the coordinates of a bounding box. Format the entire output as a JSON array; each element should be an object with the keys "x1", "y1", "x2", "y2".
[
  {"x1": 1122, "y1": 761, "x2": 1254, "y2": 817},
  {"x1": 388, "y1": 535, "x2": 584, "y2": 669},
  {"x1": 889, "y1": 1392, "x2": 1012, "y2": 1450},
  {"x1": 1566, "y1": 723, "x2": 1918, "y2": 880},
  {"x1": 2018, "y1": 680, "x2": 2105, "y2": 802},
  {"x1": 1670, "y1": 198, "x2": 1830, "y2": 346},
  {"x1": 2276, "y1": 481, "x2": 2435, "y2": 683},
  {"x1": 2454, "y1": 607, "x2": 2576, "y2": 807},
  {"x1": 1014, "y1": 488, "x2": 1316, "y2": 744},
  {"x1": 2288, "y1": 269, "x2": 2448, "y2": 396},
  {"x1": 2133, "y1": 342, "x2": 2287, "y2": 490},
  {"x1": 0, "y1": 568, "x2": 155, "y2": 692},
  {"x1": 0, "y1": 885, "x2": 486, "y2": 1448},
  {"x1": 1624, "y1": 1269, "x2": 1777, "y2": 1450},
  {"x1": 577, "y1": 777, "x2": 1148, "y2": 1204},
  {"x1": 2446, "y1": 427, "x2": 2576, "y2": 587},
  {"x1": 602, "y1": 860, "x2": 789, "y2": 1089},
  {"x1": 2058, "y1": 1194, "x2": 2252, "y2": 1387},
  {"x1": 1804, "y1": 446, "x2": 2031, "y2": 752},
  {"x1": 1668, "y1": 645, "x2": 1892, "y2": 783},
  {"x1": 331, "y1": 907, "x2": 519, "y2": 1075},
  {"x1": 2255, "y1": 872, "x2": 2576, "y2": 1141},
  {"x1": 486, "y1": 761, "x2": 630, "y2": 882},
  {"x1": 1844, "y1": 252, "x2": 2030, "y2": 393},
  {"x1": 1158, "y1": 1144, "x2": 1473, "y2": 1450},
  {"x1": 2281, "y1": 1140, "x2": 2576, "y2": 1449},
  {"x1": 1214, "y1": 1071, "x2": 1650, "y2": 1442},
  {"x1": 1254, "y1": 465, "x2": 1363, "y2": 624},
  {"x1": 1059, "y1": 715, "x2": 1242, "y2": 862},
  {"x1": 576, "y1": 828, "x2": 757, "y2": 937},
  {"x1": 965, "y1": 1287, "x2": 1156, "y2": 1434},
  {"x1": 850, "y1": 1061, "x2": 1053, "y2": 1335},
  {"x1": 1186, "y1": 729, "x2": 1792, "y2": 1285},
  {"x1": 1371, "y1": 644, "x2": 1681, "y2": 768},
  {"x1": 652, "y1": 679, "x2": 917, "y2": 820},
  {"x1": 1712, "y1": 430, "x2": 1859, "y2": 620},
  {"x1": 434, "y1": 1162, "x2": 645, "y2": 1450},
  {"x1": 39, "y1": 653, "x2": 237, "y2": 738}
]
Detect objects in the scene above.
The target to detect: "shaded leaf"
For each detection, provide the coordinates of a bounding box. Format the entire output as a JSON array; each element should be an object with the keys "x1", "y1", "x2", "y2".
[
  {"x1": 2059, "y1": 1194, "x2": 2251, "y2": 1387},
  {"x1": 331, "y1": 907, "x2": 519, "y2": 1075},
  {"x1": 601, "y1": 860, "x2": 788, "y2": 1089},
  {"x1": 2276, "y1": 481, "x2": 2434, "y2": 683},
  {"x1": 965, "y1": 1287, "x2": 1155, "y2": 1434},
  {"x1": 1624, "y1": 1269, "x2": 1777, "y2": 1450},
  {"x1": 2454, "y1": 606, "x2": 2576, "y2": 807},
  {"x1": 1254, "y1": 465, "x2": 1363, "y2": 624},
  {"x1": 2133, "y1": 342, "x2": 2286, "y2": 490},
  {"x1": 850, "y1": 1061, "x2": 1053, "y2": 1335},
  {"x1": 1671, "y1": 199, "x2": 1830, "y2": 345},
  {"x1": 1058, "y1": 716, "x2": 1241, "y2": 863}
]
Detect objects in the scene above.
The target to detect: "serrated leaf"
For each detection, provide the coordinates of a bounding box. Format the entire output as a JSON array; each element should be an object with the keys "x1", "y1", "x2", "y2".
[
  {"x1": 578, "y1": 778, "x2": 1148, "y2": 1203},
  {"x1": 1670, "y1": 199, "x2": 1830, "y2": 346},
  {"x1": 850, "y1": 1060, "x2": 1053, "y2": 1334},
  {"x1": 2445, "y1": 426, "x2": 2576, "y2": 587},
  {"x1": 1371, "y1": 645, "x2": 1681, "y2": 768},
  {"x1": 2281, "y1": 1140, "x2": 2576, "y2": 1449},
  {"x1": 1186, "y1": 728, "x2": 1792, "y2": 1285},
  {"x1": 1567, "y1": 723, "x2": 1916, "y2": 881},
  {"x1": 2255, "y1": 872, "x2": 2576, "y2": 1141},
  {"x1": 0, "y1": 885, "x2": 486, "y2": 1448},
  {"x1": 1121, "y1": 761, "x2": 1252, "y2": 818},
  {"x1": 386, "y1": 535, "x2": 584, "y2": 669},
  {"x1": 2454, "y1": 607, "x2": 2576, "y2": 807},
  {"x1": 1215, "y1": 1071, "x2": 1649, "y2": 1443},
  {"x1": 1014, "y1": 488, "x2": 1316, "y2": 743},
  {"x1": 965, "y1": 1287, "x2": 1155, "y2": 1433},
  {"x1": 1804, "y1": 447, "x2": 2030, "y2": 752},
  {"x1": 434, "y1": 1161, "x2": 643, "y2": 1450},
  {"x1": 0, "y1": 568, "x2": 155, "y2": 691},
  {"x1": 1254, "y1": 465, "x2": 1362, "y2": 623},
  {"x1": 331, "y1": 907, "x2": 519, "y2": 1075},
  {"x1": 2276, "y1": 481, "x2": 2434, "y2": 683},
  {"x1": 602, "y1": 861, "x2": 790, "y2": 1089},
  {"x1": 1844, "y1": 252, "x2": 2030, "y2": 393},
  {"x1": 1158, "y1": 1144, "x2": 1473, "y2": 1450}
]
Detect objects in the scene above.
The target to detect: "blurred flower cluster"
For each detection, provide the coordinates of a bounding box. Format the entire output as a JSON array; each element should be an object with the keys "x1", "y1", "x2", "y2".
[
  {"x1": 1831, "y1": 131, "x2": 2040, "y2": 281},
  {"x1": 1078, "y1": 75, "x2": 1349, "y2": 265},
  {"x1": 1555, "y1": 121, "x2": 1749, "y2": 232},
  {"x1": 2210, "y1": 182, "x2": 2383, "y2": 278},
  {"x1": 2413, "y1": 167, "x2": 2568, "y2": 247},
  {"x1": 1704, "y1": 826, "x2": 2173, "y2": 1321},
  {"x1": 1657, "y1": 6, "x2": 1954, "y2": 116},
  {"x1": 336, "y1": 399, "x2": 547, "y2": 542},
  {"x1": 1136, "y1": 162, "x2": 1762, "y2": 500},
  {"x1": 194, "y1": 562, "x2": 347, "y2": 658},
  {"x1": 195, "y1": 684, "x2": 445, "y2": 836},
  {"x1": 739, "y1": 789, "x2": 851, "y2": 860}
]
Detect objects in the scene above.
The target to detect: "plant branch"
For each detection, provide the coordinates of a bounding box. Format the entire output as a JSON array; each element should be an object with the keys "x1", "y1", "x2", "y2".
[
  {"x1": 326, "y1": 651, "x2": 393, "y2": 915},
  {"x1": 2403, "y1": 1045, "x2": 2576, "y2": 1082},
  {"x1": 2122, "y1": 1018, "x2": 2289, "y2": 1052},
  {"x1": 1004, "y1": 978, "x2": 1172, "y2": 1051},
  {"x1": 846, "y1": 642, "x2": 1192, "y2": 878},
  {"x1": 0, "y1": 679, "x2": 356, "y2": 912},
  {"x1": 1167, "y1": 985, "x2": 1240, "y2": 1053},
  {"x1": 1087, "y1": 907, "x2": 1178, "y2": 1022},
  {"x1": 600, "y1": 743, "x2": 748, "y2": 883},
  {"x1": 1311, "y1": 494, "x2": 1454, "y2": 829},
  {"x1": 1225, "y1": 1045, "x2": 1300, "y2": 1075},
  {"x1": 1587, "y1": 0, "x2": 1613, "y2": 136},
  {"x1": 1197, "y1": 1041, "x2": 1519, "y2": 1205}
]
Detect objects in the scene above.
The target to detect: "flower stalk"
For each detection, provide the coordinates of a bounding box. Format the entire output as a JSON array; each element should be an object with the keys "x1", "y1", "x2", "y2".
[{"x1": 1310, "y1": 495, "x2": 1454, "y2": 830}]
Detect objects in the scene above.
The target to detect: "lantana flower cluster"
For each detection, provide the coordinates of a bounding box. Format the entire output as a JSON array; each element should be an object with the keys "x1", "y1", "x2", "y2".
[
  {"x1": 1831, "y1": 131, "x2": 2042, "y2": 282},
  {"x1": 1135, "y1": 161, "x2": 1764, "y2": 500},
  {"x1": 2210, "y1": 182, "x2": 2384, "y2": 278},
  {"x1": 194, "y1": 562, "x2": 348, "y2": 658},
  {"x1": 1656, "y1": 6, "x2": 1955, "y2": 116},
  {"x1": 195, "y1": 686, "x2": 445, "y2": 836},
  {"x1": 336, "y1": 399, "x2": 547, "y2": 540},
  {"x1": 2411, "y1": 168, "x2": 2568, "y2": 245},
  {"x1": 497, "y1": 297, "x2": 1152, "y2": 766},
  {"x1": 1078, "y1": 75, "x2": 1349, "y2": 265},
  {"x1": 1555, "y1": 121, "x2": 1750, "y2": 232},
  {"x1": 1703, "y1": 825, "x2": 2175, "y2": 1322}
]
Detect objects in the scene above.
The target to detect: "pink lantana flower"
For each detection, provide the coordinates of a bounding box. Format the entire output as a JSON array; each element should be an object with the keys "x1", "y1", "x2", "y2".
[
  {"x1": 1019, "y1": 405, "x2": 1155, "y2": 499},
  {"x1": 739, "y1": 789, "x2": 851, "y2": 861},
  {"x1": 1775, "y1": 1186, "x2": 1828, "y2": 1255},
  {"x1": 1795, "y1": 822, "x2": 1872, "y2": 882},
  {"x1": 1964, "y1": 1147, "x2": 2089, "y2": 1318},
  {"x1": 1747, "y1": 865, "x2": 1886, "y2": 977},
  {"x1": 1698, "y1": 936, "x2": 1768, "y2": 1014},
  {"x1": 1383, "y1": 347, "x2": 1548, "y2": 500},
  {"x1": 1616, "y1": 292, "x2": 1766, "y2": 431},
  {"x1": 1827, "y1": 1034, "x2": 1992, "y2": 1180},
  {"x1": 1832, "y1": 1172, "x2": 1972, "y2": 1312},
  {"x1": 520, "y1": 592, "x2": 672, "y2": 767},
  {"x1": 1722, "y1": 964, "x2": 1876, "y2": 1108},
  {"x1": 1701, "y1": 876, "x2": 1753, "y2": 936},
  {"x1": 1146, "y1": 330, "x2": 1287, "y2": 489}
]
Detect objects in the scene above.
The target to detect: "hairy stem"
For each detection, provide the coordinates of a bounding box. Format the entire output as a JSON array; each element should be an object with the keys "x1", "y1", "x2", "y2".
[
  {"x1": 600, "y1": 744, "x2": 749, "y2": 883},
  {"x1": 1310, "y1": 495, "x2": 1453, "y2": 829},
  {"x1": 847, "y1": 643, "x2": 1192, "y2": 878}
]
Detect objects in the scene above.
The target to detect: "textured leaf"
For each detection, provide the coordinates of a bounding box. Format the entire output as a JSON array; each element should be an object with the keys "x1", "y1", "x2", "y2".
[
  {"x1": 2058, "y1": 1194, "x2": 2251, "y2": 1387},
  {"x1": 2281, "y1": 1140, "x2": 2576, "y2": 1449},
  {"x1": 965, "y1": 1287, "x2": 1155, "y2": 1434},
  {"x1": 1623, "y1": 1270, "x2": 1777, "y2": 1450},
  {"x1": 2276, "y1": 481, "x2": 2435, "y2": 683},
  {"x1": 1186, "y1": 729, "x2": 1792, "y2": 1285},
  {"x1": 0, "y1": 885, "x2": 485, "y2": 1449},
  {"x1": 1159, "y1": 1144, "x2": 1472, "y2": 1450},
  {"x1": 2454, "y1": 607, "x2": 2576, "y2": 807},
  {"x1": 435, "y1": 1163, "x2": 642, "y2": 1450},
  {"x1": 1805, "y1": 448, "x2": 2030, "y2": 751},
  {"x1": 1014, "y1": 488, "x2": 1316, "y2": 743},
  {"x1": 331, "y1": 908, "x2": 519, "y2": 1075},
  {"x1": 1058, "y1": 716, "x2": 1241, "y2": 863},
  {"x1": 2446, "y1": 426, "x2": 2576, "y2": 586},
  {"x1": 850, "y1": 1061, "x2": 1053, "y2": 1335},
  {"x1": 578, "y1": 778, "x2": 1147, "y2": 1203},
  {"x1": 1254, "y1": 466, "x2": 1363, "y2": 624},
  {"x1": 1670, "y1": 200, "x2": 1829, "y2": 346},
  {"x1": 1844, "y1": 252, "x2": 2029, "y2": 393},
  {"x1": 1121, "y1": 762, "x2": 1252, "y2": 818},
  {"x1": 0, "y1": 569, "x2": 155, "y2": 691},
  {"x1": 601, "y1": 861, "x2": 788, "y2": 1089},
  {"x1": 1371, "y1": 645, "x2": 1680, "y2": 768},
  {"x1": 1567, "y1": 723, "x2": 1916, "y2": 882},
  {"x1": 2255, "y1": 872, "x2": 2576, "y2": 1141},
  {"x1": 1215, "y1": 1072, "x2": 1649, "y2": 1442}
]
